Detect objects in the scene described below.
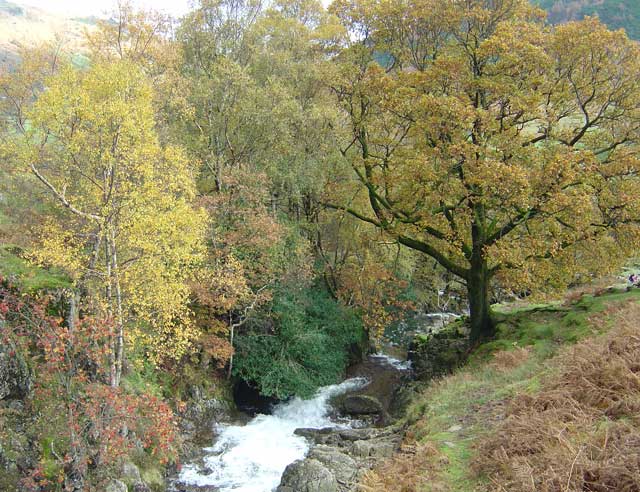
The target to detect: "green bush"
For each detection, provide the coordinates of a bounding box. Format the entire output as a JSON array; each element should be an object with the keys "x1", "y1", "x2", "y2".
[{"x1": 233, "y1": 286, "x2": 366, "y2": 399}]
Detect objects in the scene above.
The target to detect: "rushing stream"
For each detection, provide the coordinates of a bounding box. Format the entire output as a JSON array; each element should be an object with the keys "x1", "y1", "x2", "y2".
[{"x1": 176, "y1": 377, "x2": 369, "y2": 492}]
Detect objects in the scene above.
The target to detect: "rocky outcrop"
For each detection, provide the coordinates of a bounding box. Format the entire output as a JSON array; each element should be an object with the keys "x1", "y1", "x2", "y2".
[
  {"x1": 408, "y1": 322, "x2": 470, "y2": 381},
  {"x1": 341, "y1": 395, "x2": 384, "y2": 416},
  {"x1": 0, "y1": 340, "x2": 32, "y2": 401},
  {"x1": 277, "y1": 427, "x2": 402, "y2": 492},
  {"x1": 178, "y1": 385, "x2": 234, "y2": 461}
]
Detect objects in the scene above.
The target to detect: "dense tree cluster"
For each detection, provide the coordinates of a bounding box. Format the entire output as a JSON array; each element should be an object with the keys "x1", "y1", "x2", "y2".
[{"x1": 1, "y1": 0, "x2": 640, "y2": 487}]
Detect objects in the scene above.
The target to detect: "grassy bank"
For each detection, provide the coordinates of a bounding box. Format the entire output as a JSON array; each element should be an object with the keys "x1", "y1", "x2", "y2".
[{"x1": 362, "y1": 288, "x2": 640, "y2": 491}]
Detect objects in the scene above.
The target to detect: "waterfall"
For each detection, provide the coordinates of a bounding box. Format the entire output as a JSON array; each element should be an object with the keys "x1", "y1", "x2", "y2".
[{"x1": 177, "y1": 377, "x2": 369, "y2": 492}]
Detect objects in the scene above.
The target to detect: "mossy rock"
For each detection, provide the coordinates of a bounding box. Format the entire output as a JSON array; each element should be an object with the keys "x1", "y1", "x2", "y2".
[
  {"x1": 409, "y1": 324, "x2": 471, "y2": 381},
  {"x1": 140, "y1": 464, "x2": 165, "y2": 492}
]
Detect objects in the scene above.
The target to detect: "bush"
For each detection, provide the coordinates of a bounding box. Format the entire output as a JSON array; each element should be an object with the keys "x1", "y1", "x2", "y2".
[
  {"x1": 233, "y1": 286, "x2": 366, "y2": 399},
  {"x1": 0, "y1": 279, "x2": 179, "y2": 491}
]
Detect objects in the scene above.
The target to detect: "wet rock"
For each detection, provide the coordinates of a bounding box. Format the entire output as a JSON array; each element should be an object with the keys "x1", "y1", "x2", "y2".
[
  {"x1": 277, "y1": 458, "x2": 338, "y2": 492},
  {"x1": 173, "y1": 485, "x2": 218, "y2": 492},
  {"x1": 294, "y1": 427, "x2": 343, "y2": 446},
  {"x1": 342, "y1": 395, "x2": 383, "y2": 415}
]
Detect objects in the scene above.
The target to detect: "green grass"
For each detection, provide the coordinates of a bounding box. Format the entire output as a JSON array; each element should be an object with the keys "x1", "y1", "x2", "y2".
[
  {"x1": 404, "y1": 288, "x2": 640, "y2": 491},
  {"x1": 0, "y1": 244, "x2": 71, "y2": 292}
]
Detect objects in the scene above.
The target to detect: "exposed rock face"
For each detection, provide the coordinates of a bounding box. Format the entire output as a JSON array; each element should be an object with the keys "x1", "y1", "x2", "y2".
[
  {"x1": 178, "y1": 385, "x2": 234, "y2": 461},
  {"x1": 277, "y1": 427, "x2": 402, "y2": 492},
  {"x1": 341, "y1": 395, "x2": 383, "y2": 416},
  {"x1": 0, "y1": 340, "x2": 32, "y2": 401},
  {"x1": 409, "y1": 323, "x2": 470, "y2": 381},
  {"x1": 277, "y1": 458, "x2": 338, "y2": 492}
]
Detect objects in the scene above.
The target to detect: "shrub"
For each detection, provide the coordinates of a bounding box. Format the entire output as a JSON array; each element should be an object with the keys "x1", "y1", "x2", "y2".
[
  {"x1": 0, "y1": 279, "x2": 179, "y2": 491},
  {"x1": 233, "y1": 286, "x2": 366, "y2": 399}
]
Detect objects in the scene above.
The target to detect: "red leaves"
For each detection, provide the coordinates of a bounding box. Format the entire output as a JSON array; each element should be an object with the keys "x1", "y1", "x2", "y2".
[{"x1": 1, "y1": 280, "x2": 180, "y2": 489}]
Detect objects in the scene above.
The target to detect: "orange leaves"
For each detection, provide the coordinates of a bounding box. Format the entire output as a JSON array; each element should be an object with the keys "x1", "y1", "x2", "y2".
[
  {"x1": 335, "y1": 250, "x2": 412, "y2": 342},
  {"x1": 200, "y1": 322, "x2": 235, "y2": 368},
  {"x1": 332, "y1": 0, "x2": 640, "y2": 307}
]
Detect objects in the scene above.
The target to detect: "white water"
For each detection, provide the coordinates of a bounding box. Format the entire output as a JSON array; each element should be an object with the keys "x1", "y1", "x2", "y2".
[
  {"x1": 369, "y1": 353, "x2": 413, "y2": 371},
  {"x1": 178, "y1": 377, "x2": 369, "y2": 492}
]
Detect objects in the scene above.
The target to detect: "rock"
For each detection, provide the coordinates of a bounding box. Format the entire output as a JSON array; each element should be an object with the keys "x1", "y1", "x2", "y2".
[
  {"x1": 0, "y1": 340, "x2": 32, "y2": 401},
  {"x1": 447, "y1": 425, "x2": 463, "y2": 432},
  {"x1": 341, "y1": 395, "x2": 383, "y2": 415},
  {"x1": 309, "y1": 445, "x2": 358, "y2": 484},
  {"x1": 277, "y1": 458, "x2": 338, "y2": 492},
  {"x1": 337, "y1": 428, "x2": 380, "y2": 441},
  {"x1": 408, "y1": 324, "x2": 470, "y2": 381},
  {"x1": 350, "y1": 437, "x2": 398, "y2": 459},
  {"x1": 106, "y1": 480, "x2": 128, "y2": 492},
  {"x1": 173, "y1": 485, "x2": 218, "y2": 492},
  {"x1": 122, "y1": 460, "x2": 142, "y2": 484},
  {"x1": 295, "y1": 427, "x2": 338, "y2": 443}
]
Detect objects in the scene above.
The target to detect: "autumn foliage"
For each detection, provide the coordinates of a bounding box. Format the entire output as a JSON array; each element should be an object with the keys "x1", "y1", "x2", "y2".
[
  {"x1": 474, "y1": 301, "x2": 640, "y2": 491},
  {"x1": 0, "y1": 279, "x2": 179, "y2": 491}
]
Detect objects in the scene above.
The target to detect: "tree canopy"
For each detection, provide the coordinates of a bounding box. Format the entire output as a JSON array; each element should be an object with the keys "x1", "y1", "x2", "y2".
[{"x1": 328, "y1": 0, "x2": 640, "y2": 339}]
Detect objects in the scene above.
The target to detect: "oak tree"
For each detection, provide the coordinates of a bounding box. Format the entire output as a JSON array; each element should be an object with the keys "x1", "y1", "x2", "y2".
[{"x1": 330, "y1": 0, "x2": 640, "y2": 340}]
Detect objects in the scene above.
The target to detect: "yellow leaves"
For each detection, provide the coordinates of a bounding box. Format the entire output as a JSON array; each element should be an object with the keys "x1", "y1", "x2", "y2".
[
  {"x1": 29, "y1": 220, "x2": 86, "y2": 280},
  {"x1": 8, "y1": 58, "x2": 209, "y2": 367}
]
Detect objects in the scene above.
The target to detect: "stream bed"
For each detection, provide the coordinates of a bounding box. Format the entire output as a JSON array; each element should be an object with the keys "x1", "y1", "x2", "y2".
[{"x1": 172, "y1": 354, "x2": 410, "y2": 492}]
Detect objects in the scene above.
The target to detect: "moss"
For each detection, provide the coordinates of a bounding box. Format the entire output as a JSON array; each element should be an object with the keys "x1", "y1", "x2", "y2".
[
  {"x1": 39, "y1": 437, "x2": 63, "y2": 483},
  {"x1": 0, "y1": 245, "x2": 71, "y2": 292},
  {"x1": 139, "y1": 465, "x2": 165, "y2": 492}
]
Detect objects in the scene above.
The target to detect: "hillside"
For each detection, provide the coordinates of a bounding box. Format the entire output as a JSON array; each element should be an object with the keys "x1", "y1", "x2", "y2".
[
  {"x1": 535, "y1": 0, "x2": 640, "y2": 38},
  {"x1": 363, "y1": 287, "x2": 640, "y2": 491},
  {"x1": 0, "y1": 0, "x2": 93, "y2": 66}
]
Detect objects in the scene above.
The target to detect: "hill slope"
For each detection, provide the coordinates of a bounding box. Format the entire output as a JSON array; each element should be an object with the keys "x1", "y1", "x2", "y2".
[
  {"x1": 0, "y1": 0, "x2": 93, "y2": 66},
  {"x1": 535, "y1": 0, "x2": 640, "y2": 38},
  {"x1": 362, "y1": 287, "x2": 640, "y2": 491}
]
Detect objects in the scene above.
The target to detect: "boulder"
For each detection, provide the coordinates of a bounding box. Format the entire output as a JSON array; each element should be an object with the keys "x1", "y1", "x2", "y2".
[
  {"x1": 0, "y1": 340, "x2": 32, "y2": 401},
  {"x1": 308, "y1": 445, "x2": 358, "y2": 484},
  {"x1": 277, "y1": 458, "x2": 338, "y2": 492},
  {"x1": 341, "y1": 395, "x2": 383, "y2": 415},
  {"x1": 408, "y1": 324, "x2": 470, "y2": 381},
  {"x1": 173, "y1": 485, "x2": 218, "y2": 492}
]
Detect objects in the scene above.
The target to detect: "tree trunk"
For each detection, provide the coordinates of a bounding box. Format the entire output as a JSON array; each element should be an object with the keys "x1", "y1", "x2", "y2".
[
  {"x1": 111, "y1": 228, "x2": 124, "y2": 388},
  {"x1": 467, "y1": 257, "x2": 494, "y2": 342}
]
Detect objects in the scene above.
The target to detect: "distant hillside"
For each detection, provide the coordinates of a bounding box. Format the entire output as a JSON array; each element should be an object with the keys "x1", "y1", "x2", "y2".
[
  {"x1": 535, "y1": 0, "x2": 640, "y2": 39},
  {"x1": 0, "y1": 0, "x2": 93, "y2": 67}
]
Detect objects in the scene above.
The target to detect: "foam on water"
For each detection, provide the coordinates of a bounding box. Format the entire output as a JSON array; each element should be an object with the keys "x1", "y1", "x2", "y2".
[
  {"x1": 369, "y1": 353, "x2": 412, "y2": 371},
  {"x1": 178, "y1": 377, "x2": 368, "y2": 492}
]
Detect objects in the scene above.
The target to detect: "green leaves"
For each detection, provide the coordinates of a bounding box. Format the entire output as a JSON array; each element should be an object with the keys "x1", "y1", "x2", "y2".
[{"x1": 233, "y1": 286, "x2": 365, "y2": 399}]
